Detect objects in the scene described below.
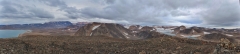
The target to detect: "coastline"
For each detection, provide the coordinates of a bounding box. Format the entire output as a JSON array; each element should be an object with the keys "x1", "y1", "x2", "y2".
[
  {"x1": 17, "y1": 29, "x2": 77, "y2": 37},
  {"x1": 0, "y1": 30, "x2": 31, "y2": 38},
  {"x1": 18, "y1": 30, "x2": 32, "y2": 37}
]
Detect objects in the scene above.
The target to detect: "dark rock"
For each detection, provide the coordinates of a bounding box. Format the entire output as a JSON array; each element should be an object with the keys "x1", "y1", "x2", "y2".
[{"x1": 202, "y1": 33, "x2": 235, "y2": 42}]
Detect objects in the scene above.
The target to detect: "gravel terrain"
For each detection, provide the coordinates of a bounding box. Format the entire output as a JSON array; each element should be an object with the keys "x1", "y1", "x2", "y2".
[{"x1": 0, "y1": 35, "x2": 217, "y2": 54}]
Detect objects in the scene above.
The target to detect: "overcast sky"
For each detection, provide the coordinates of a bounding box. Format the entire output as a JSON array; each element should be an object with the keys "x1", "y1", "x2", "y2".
[{"x1": 0, "y1": 0, "x2": 239, "y2": 27}]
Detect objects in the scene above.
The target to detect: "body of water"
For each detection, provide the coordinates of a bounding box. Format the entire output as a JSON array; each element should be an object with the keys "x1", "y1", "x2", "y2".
[
  {"x1": 0, "y1": 30, "x2": 29, "y2": 38},
  {"x1": 156, "y1": 28, "x2": 176, "y2": 36}
]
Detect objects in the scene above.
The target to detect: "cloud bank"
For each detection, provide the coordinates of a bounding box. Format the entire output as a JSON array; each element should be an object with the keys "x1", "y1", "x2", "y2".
[{"x1": 0, "y1": 0, "x2": 239, "y2": 27}]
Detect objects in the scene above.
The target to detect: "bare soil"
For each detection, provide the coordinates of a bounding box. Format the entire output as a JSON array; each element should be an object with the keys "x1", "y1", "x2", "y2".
[
  {"x1": 20, "y1": 29, "x2": 77, "y2": 37},
  {"x1": 0, "y1": 35, "x2": 217, "y2": 54}
]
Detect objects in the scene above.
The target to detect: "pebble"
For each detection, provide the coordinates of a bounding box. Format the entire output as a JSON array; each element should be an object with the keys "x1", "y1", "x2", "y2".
[
  {"x1": 176, "y1": 46, "x2": 181, "y2": 49},
  {"x1": 11, "y1": 50, "x2": 14, "y2": 52}
]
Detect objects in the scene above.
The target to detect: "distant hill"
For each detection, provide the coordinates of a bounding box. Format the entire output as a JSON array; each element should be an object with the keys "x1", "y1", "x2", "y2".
[
  {"x1": 202, "y1": 33, "x2": 235, "y2": 42},
  {"x1": 0, "y1": 21, "x2": 73, "y2": 30}
]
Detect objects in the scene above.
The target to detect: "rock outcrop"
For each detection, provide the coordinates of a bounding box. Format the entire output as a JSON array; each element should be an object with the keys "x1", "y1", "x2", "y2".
[
  {"x1": 202, "y1": 33, "x2": 235, "y2": 42},
  {"x1": 178, "y1": 28, "x2": 204, "y2": 35},
  {"x1": 213, "y1": 38, "x2": 240, "y2": 54},
  {"x1": 173, "y1": 26, "x2": 204, "y2": 37},
  {"x1": 128, "y1": 25, "x2": 141, "y2": 31},
  {"x1": 140, "y1": 26, "x2": 156, "y2": 31},
  {"x1": 173, "y1": 25, "x2": 186, "y2": 34},
  {"x1": 173, "y1": 26, "x2": 204, "y2": 35}
]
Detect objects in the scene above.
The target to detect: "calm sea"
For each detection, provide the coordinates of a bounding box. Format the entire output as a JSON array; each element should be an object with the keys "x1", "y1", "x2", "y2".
[{"x1": 0, "y1": 30, "x2": 28, "y2": 38}]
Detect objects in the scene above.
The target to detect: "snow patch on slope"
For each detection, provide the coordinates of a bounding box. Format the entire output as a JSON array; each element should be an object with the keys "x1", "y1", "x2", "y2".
[
  {"x1": 225, "y1": 34, "x2": 233, "y2": 36},
  {"x1": 191, "y1": 35, "x2": 201, "y2": 37},
  {"x1": 123, "y1": 32, "x2": 128, "y2": 35},
  {"x1": 139, "y1": 26, "x2": 142, "y2": 29},
  {"x1": 92, "y1": 25, "x2": 101, "y2": 30},
  {"x1": 180, "y1": 35, "x2": 200, "y2": 39},
  {"x1": 204, "y1": 32, "x2": 211, "y2": 34},
  {"x1": 132, "y1": 31, "x2": 137, "y2": 33},
  {"x1": 125, "y1": 36, "x2": 130, "y2": 38},
  {"x1": 122, "y1": 32, "x2": 130, "y2": 38},
  {"x1": 151, "y1": 29, "x2": 156, "y2": 31},
  {"x1": 90, "y1": 32, "x2": 93, "y2": 36},
  {"x1": 181, "y1": 35, "x2": 201, "y2": 37},
  {"x1": 124, "y1": 26, "x2": 130, "y2": 29}
]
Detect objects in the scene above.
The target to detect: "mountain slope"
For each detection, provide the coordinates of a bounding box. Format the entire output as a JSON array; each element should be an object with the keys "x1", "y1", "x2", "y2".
[
  {"x1": 201, "y1": 33, "x2": 235, "y2": 42},
  {"x1": 74, "y1": 22, "x2": 159, "y2": 39}
]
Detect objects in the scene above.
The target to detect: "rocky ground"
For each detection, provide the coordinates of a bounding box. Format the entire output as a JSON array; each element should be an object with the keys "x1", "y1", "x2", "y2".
[
  {"x1": 19, "y1": 29, "x2": 77, "y2": 37},
  {"x1": 0, "y1": 35, "x2": 219, "y2": 54}
]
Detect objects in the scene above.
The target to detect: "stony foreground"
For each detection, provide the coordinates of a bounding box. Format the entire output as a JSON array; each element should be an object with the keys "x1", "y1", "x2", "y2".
[{"x1": 0, "y1": 35, "x2": 218, "y2": 54}]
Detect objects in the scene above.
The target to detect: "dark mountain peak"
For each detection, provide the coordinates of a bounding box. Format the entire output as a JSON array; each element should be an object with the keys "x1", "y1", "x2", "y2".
[
  {"x1": 129, "y1": 25, "x2": 141, "y2": 31},
  {"x1": 91, "y1": 22, "x2": 102, "y2": 25},
  {"x1": 173, "y1": 26, "x2": 204, "y2": 35},
  {"x1": 74, "y1": 23, "x2": 131, "y2": 38},
  {"x1": 0, "y1": 21, "x2": 73, "y2": 29},
  {"x1": 140, "y1": 26, "x2": 156, "y2": 31},
  {"x1": 180, "y1": 25, "x2": 186, "y2": 29}
]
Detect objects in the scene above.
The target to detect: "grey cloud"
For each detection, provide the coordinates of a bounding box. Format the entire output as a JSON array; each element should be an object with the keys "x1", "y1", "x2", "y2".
[
  {"x1": 161, "y1": 0, "x2": 207, "y2": 9},
  {"x1": 79, "y1": 0, "x2": 205, "y2": 25},
  {"x1": 200, "y1": 0, "x2": 240, "y2": 26},
  {"x1": 39, "y1": 0, "x2": 203, "y2": 25},
  {"x1": 79, "y1": 0, "x2": 240, "y2": 26},
  {"x1": 39, "y1": 0, "x2": 81, "y2": 19},
  {"x1": 170, "y1": 10, "x2": 191, "y2": 17},
  {"x1": 105, "y1": 0, "x2": 115, "y2": 4},
  {"x1": 29, "y1": 8, "x2": 55, "y2": 18},
  {"x1": 1, "y1": 0, "x2": 239, "y2": 26},
  {"x1": 40, "y1": 0, "x2": 67, "y2": 7},
  {"x1": 0, "y1": 0, "x2": 54, "y2": 18}
]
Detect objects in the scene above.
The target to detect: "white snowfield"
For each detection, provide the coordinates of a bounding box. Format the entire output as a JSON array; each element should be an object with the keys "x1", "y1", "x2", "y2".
[
  {"x1": 225, "y1": 34, "x2": 233, "y2": 36},
  {"x1": 155, "y1": 27, "x2": 202, "y2": 39},
  {"x1": 181, "y1": 35, "x2": 185, "y2": 36},
  {"x1": 191, "y1": 35, "x2": 201, "y2": 37},
  {"x1": 124, "y1": 25, "x2": 130, "y2": 29},
  {"x1": 180, "y1": 35, "x2": 200, "y2": 39},
  {"x1": 168, "y1": 28, "x2": 175, "y2": 30},
  {"x1": 156, "y1": 28, "x2": 175, "y2": 36},
  {"x1": 150, "y1": 30, "x2": 154, "y2": 31},
  {"x1": 139, "y1": 26, "x2": 142, "y2": 29},
  {"x1": 204, "y1": 32, "x2": 211, "y2": 34},
  {"x1": 181, "y1": 35, "x2": 201, "y2": 37},
  {"x1": 92, "y1": 25, "x2": 101, "y2": 30}
]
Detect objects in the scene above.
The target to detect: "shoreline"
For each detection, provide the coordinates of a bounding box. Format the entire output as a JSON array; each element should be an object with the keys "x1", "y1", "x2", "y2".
[
  {"x1": 0, "y1": 30, "x2": 31, "y2": 38},
  {"x1": 0, "y1": 29, "x2": 31, "y2": 30},
  {"x1": 17, "y1": 29, "x2": 78, "y2": 37},
  {"x1": 18, "y1": 30, "x2": 32, "y2": 37}
]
